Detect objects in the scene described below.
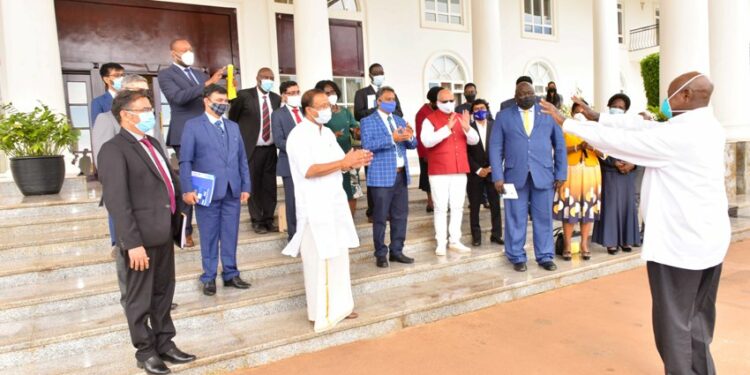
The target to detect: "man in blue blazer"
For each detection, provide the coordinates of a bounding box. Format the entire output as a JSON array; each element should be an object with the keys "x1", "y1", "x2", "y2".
[
  {"x1": 179, "y1": 85, "x2": 252, "y2": 296},
  {"x1": 272, "y1": 80, "x2": 303, "y2": 241},
  {"x1": 158, "y1": 39, "x2": 225, "y2": 246},
  {"x1": 489, "y1": 82, "x2": 567, "y2": 272},
  {"x1": 361, "y1": 87, "x2": 418, "y2": 268},
  {"x1": 91, "y1": 62, "x2": 124, "y2": 124}
]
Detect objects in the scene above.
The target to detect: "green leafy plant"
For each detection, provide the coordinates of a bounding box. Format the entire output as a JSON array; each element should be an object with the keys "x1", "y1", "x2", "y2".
[
  {"x1": 0, "y1": 103, "x2": 79, "y2": 158},
  {"x1": 646, "y1": 104, "x2": 669, "y2": 122},
  {"x1": 640, "y1": 52, "x2": 660, "y2": 107}
]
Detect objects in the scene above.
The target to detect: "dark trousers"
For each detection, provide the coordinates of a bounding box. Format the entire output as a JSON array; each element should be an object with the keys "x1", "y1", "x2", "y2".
[
  {"x1": 369, "y1": 170, "x2": 408, "y2": 258},
  {"x1": 248, "y1": 146, "x2": 278, "y2": 226},
  {"x1": 282, "y1": 176, "x2": 297, "y2": 240},
  {"x1": 647, "y1": 261, "x2": 722, "y2": 375},
  {"x1": 194, "y1": 186, "x2": 241, "y2": 283},
  {"x1": 365, "y1": 166, "x2": 374, "y2": 218},
  {"x1": 123, "y1": 242, "x2": 177, "y2": 361},
  {"x1": 467, "y1": 173, "x2": 502, "y2": 240},
  {"x1": 172, "y1": 146, "x2": 193, "y2": 235}
]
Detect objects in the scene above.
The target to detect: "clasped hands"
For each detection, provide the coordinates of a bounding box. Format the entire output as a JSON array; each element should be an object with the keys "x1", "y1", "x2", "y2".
[
  {"x1": 392, "y1": 124, "x2": 415, "y2": 142},
  {"x1": 343, "y1": 149, "x2": 373, "y2": 170},
  {"x1": 447, "y1": 111, "x2": 471, "y2": 132}
]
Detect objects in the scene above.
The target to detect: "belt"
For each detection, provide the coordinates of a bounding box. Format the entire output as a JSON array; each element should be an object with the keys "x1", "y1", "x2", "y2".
[
  {"x1": 255, "y1": 145, "x2": 275, "y2": 148},
  {"x1": 396, "y1": 167, "x2": 405, "y2": 173}
]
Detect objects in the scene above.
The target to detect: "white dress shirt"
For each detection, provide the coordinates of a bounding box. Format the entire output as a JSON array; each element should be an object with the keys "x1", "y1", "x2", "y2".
[
  {"x1": 518, "y1": 106, "x2": 535, "y2": 135},
  {"x1": 256, "y1": 87, "x2": 275, "y2": 146},
  {"x1": 125, "y1": 128, "x2": 175, "y2": 191},
  {"x1": 475, "y1": 120, "x2": 489, "y2": 175},
  {"x1": 563, "y1": 107, "x2": 730, "y2": 270},
  {"x1": 377, "y1": 109, "x2": 410, "y2": 168},
  {"x1": 173, "y1": 62, "x2": 199, "y2": 84},
  {"x1": 420, "y1": 115, "x2": 480, "y2": 149}
]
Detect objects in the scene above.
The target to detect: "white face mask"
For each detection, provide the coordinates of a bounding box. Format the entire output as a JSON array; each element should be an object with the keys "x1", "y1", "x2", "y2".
[
  {"x1": 286, "y1": 95, "x2": 301, "y2": 108},
  {"x1": 372, "y1": 75, "x2": 385, "y2": 87},
  {"x1": 573, "y1": 113, "x2": 587, "y2": 122},
  {"x1": 437, "y1": 101, "x2": 455, "y2": 114},
  {"x1": 181, "y1": 51, "x2": 195, "y2": 66},
  {"x1": 327, "y1": 95, "x2": 338, "y2": 106},
  {"x1": 609, "y1": 108, "x2": 625, "y2": 115},
  {"x1": 314, "y1": 107, "x2": 332, "y2": 124}
]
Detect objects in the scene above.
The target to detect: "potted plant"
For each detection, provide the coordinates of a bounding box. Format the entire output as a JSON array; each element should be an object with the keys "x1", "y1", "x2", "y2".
[{"x1": 0, "y1": 103, "x2": 79, "y2": 195}]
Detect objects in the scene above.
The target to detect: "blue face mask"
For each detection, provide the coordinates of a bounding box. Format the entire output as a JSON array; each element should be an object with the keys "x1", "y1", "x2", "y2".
[
  {"x1": 372, "y1": 75, "x2": 385, "y2": 87},
  {"x1": 260, "y1": 79, "x2": 274, "y2": 92},
  {"x1": 660, "y1": 98, "x2": 673, "y2": 119},
  {"x1": 133, "y1": 111, "x2": 156, "y2": 133},
  {"x1": 112, "y1": 77, "x2": 123, "y2": 91},
  {"x1": 473, "y1": 109, "x2": 488, "y2": 121},
  {"x1": 661, "y1": 73, "x2": 705, "y2": 119},
  {"x1": 379, "y1": 100, "x2": 397, "y2": 114}
]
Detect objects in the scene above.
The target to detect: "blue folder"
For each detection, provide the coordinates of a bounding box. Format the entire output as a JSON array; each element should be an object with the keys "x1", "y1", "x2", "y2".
[{"x1": 191, "y1": 171, "x2": 215, "y2": 207}]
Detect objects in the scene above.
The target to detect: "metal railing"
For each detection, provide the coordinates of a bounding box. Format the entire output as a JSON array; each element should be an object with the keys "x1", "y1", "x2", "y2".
[{"x1": 629, "y1": 24, "x2": 659, "y2": 51}]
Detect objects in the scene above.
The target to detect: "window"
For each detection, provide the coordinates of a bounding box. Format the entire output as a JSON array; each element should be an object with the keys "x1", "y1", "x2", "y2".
[
  {"x1": 328, "y1": 0, "x2": 359, "y2": 12},
  {"x1": 526, "y1": 61, "x2": 554, "y2": 95},
  {"x1": 617, "y1": 2, "x2": 624, "y2": 44},
  {"x1": 655, "y1": 7, "x2": 660, "y2": 25},
  {"x1": 333, "y1": 77, "x2": 364, "y2": 110},
  {"x1": 426, "y1": 55, "x2": 466, "y2": 104},
  {"x1": 274, "y1": 0, "x2": 292, "y2": 3},
  {"x1": 424, "y1": 0, "x2": 463, "y2": 25},
  {"x1": 523, "y1": 0, "x2": 553, "y2": 36}
]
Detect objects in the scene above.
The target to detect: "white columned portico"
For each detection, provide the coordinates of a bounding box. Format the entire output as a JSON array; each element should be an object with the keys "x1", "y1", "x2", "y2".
[
  {"x1": 0, "y1": 0, "x2": 65, "y2": 113},
  {"x1": 658, "y1": 0, "x2": 710, "y2": 102},
  {"x1": 470, "y1": 0, "x2": 503, "y2": 108},
  {"x1": 709, "y1": 0, "x2": 750, "y2": 140},
  {"x1": 592, "y1": 0, "x2": 620, "y2": 111},
  {"x1": 293, "y1": 0, "x2": 333, "y2": 90}
]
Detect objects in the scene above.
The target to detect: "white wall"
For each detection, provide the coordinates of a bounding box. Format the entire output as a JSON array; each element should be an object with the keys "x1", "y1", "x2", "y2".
[{"x1": 619, "y1": 0, "x2": 661, "y2": 112}]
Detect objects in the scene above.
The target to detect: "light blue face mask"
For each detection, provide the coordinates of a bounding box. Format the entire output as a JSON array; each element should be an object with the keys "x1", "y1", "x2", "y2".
[
  {"x1": 132, "y1": 111, "x2": 156, "y2": 133},
  {"x1": 661, "y1": 74, "x2": 704, "y2": 119},
  {"x1": 372, "y1": 75, "x2": 385, "y2": 87},
  {"x1": 112, "y1": 77, "x2": 123, "y2": 91},
  {"x1": 609, "y1": 108, "x2": 625, "y2": 115},
  {"x1": 260, "y1": 79, "x2": 274, "y2": 92}
]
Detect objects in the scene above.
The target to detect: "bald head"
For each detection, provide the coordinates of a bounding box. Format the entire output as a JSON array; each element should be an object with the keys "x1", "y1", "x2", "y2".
[
  {"x1": 437, "y1": 88, "x2": 453, "y2": 102},
  {"x1": 170, "y1": 39, "x2": 193, "y2": 65},
  {"x1": 667, "y1": 71, "x2": 714, "y2": 114}
]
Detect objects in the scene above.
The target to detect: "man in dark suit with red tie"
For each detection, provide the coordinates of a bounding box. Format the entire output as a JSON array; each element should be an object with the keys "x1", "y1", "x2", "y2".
[
  {"x1": 228, "y1": 67, "x2": 282, "y2": 234},
  {"x1": 157, "y1": 38, "x2": 225, "y2": 246},
  {"x1": 98, "y1": 89, "x2": 195, "y2": 374},
  {"x1": 272, "y1": 80, "x2": 303, "y2": 241}
]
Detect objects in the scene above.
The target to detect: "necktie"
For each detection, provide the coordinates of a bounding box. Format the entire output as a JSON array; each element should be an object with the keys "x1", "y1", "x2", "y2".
[
  {"x1": 291, "y1": 107, "x2": 302, "y2": 124},
  {"x1": 139, "y1": 137, "x2": 175, "y2": 214},
  {"x1": 184, "y1": 68, "x2": 199, "y2": 85},
  {"x1": 214, "y1": 119, "x2": 225, "y2": 134},
  {"x1": 387, "y1": 115, "x2": 403, "y2": 159},
  {"x1": 523, "y1": 110, "x2": 532, "y2": 136},
  {"x1": 262, "y1": 95, "x2": 271, "y2": 142}
]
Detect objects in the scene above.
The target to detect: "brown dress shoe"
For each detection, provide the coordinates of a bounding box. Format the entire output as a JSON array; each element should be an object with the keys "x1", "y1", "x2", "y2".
[
  {"x1": 185, "y1": 234, "x2": 195, "y2": 248},
  {"x1": 346, "y1": 312, "x2": 359, "y2": 319}
]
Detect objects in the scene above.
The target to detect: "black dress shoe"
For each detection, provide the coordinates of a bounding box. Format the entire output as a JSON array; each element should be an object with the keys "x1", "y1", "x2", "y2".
[
  {"x1": 253, "y1": 224, "x2": 267, "y2": 234},
  {"x1": 540, "y1": 261, "x2": 557, "y2": 271},
  {"x1": 426, "y1": 205, "x2": 434, "y2": 213},
  {"x1": 376, "y1": 256, "x2": 389, "y2": 268},
  {"x1": 203, "y1": 280, "x2": 216, "y2": 296},
  {"x1": 265, "y1": 223, "x2": 279, "y2": 232},
  {"x1": 621, "y1": 246, "x2": 632, "y2": 253},
  {"x1": 607, "y1": 247, "x2": 619, "y2": 255},
  {"x1": 513, "y1": 262, "x2": 527, "y2": 272},
  {"x1": 389, "y1": 253, "x2": 414, "y2": 264},
  {"x1": 224, "y1": 276, "x2": 251, "y2": 289},
  {"x1": 472, "y1": 238, "x2": 481, "y2": 247},
  {"x1": 490, "y1": 236, "x2": 504, "y2": 245},
  {"x1": 137, "y1": 355, "x2": 171, "y2": 374},
  {"x1": 171, "y1": 303, "x2": 178, "y2": 310},
  {"x1": 159, "y1": 347, "x2": 196, "y2": 364}
]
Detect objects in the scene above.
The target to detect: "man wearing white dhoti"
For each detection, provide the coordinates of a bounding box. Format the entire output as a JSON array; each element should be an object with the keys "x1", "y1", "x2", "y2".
[{"x1": 282, "y1": 89, "x2": 373, "y2": 332}]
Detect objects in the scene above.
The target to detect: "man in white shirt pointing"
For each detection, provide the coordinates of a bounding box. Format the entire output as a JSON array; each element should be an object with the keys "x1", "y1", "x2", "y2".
[{"x1": 540, "y1": 72, "x2": 729, "y2": 375}]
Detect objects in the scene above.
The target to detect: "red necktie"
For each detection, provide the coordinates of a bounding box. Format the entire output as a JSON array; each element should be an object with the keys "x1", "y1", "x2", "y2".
[
  {"x1": 140, "y1": 137, "x2": 176, "y2": 214},
  {"x1": 291, "y1": 107, "x2": 302, "y2": 124},
  {"x1": 262, "y1": 95, "x2": 271, "y2": 141}
]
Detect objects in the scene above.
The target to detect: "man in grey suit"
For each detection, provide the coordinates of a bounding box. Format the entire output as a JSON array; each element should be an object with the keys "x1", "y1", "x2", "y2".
[
  {"x1": 157, "y1": 38, "x2": 225, "y2": 246},
  {"x1": 272, "y1": 80, "x2": 303, "y2": 241}
]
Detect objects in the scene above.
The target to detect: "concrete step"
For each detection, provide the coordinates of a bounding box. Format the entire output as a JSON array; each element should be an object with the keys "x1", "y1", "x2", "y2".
[
  {"x1": 5, "y1": 248, "x2": 643, "y2": 374},
  {"x1": 0, "y1": 228, "x2": 501, "y2": 366}
]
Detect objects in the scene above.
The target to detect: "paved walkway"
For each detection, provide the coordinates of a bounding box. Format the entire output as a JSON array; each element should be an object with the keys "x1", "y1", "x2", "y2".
[{"x1": 235, "y1": 241, "x2": 750, "y2": 375}]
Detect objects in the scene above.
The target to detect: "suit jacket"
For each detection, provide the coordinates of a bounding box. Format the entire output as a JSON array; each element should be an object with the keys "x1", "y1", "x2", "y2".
[
  {"x1": 92, "y1": 112, "x2": 167, "y2": 168},
  {"x1": 158, "y1": 64, "x2": 208, "y2": 146},
  {"x1": 179, "y1": 114, "x2": 251, "y2": 201},
  {"x1": 98, "y1": 130, "x2": 183, "y2": 250},
  {"x1": 91, "y1": 91, "x2": 114, "y2": 125},
  {"x1": 467, "y1": 119, "x2": 494, "y2": 174},
  {"x1": 353, "y1": 85, "x2": 403, "y2": 121},
  {"x1": 227, "y1": 86, "x2": 282, "y2": 158},
  {"x1": 361, "y1": 111, "x2": 417, "y2": 187},
  {"x1": 272, "y1": 105, "x2": 299, "y2": 177},
  {"x1": 488, "y1": 103, "x2": 567, "y2": 190}
]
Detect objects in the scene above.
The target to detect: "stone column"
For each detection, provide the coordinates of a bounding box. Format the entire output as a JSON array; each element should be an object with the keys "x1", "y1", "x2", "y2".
[
  {"x1": 0, "y1": 0, "x2": 65, "y2": 113},
  {"x1": 658, "y1": 0, "x2": 710, "y2": 102},
  {"x1": 470, "y1": 0, "x2": 503, "y2": 109},
  {"x1": 293, "y1": 0, "x2": 333, "y2": 90},
  {"x1": 592, "y1": 0, "x2": 620, "y2": 111}
]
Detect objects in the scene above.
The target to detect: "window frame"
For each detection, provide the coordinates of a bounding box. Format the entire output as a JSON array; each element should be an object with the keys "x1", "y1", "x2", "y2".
[
  {"x1": 420, "y1": 0, "x2": 469, "y2": 32},
  {"x1": 424, "y1": 53, "x2": 468, "y2": 106},
  {"x1": 520, "y1": 0, "x2": 557, "y2": 41},
  {"x1": 617, "y1": 1, "x2": 624, "y2": 44},
  {"x1": 523, "y1": 60, "x2": 556, "y2": 96}
]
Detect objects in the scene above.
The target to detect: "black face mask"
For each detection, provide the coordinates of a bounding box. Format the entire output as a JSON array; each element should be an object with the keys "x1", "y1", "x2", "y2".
[
  {"x1": 547, "y1": 88, "x2": 557, "y2": 94},
  {"x1": 464, "y1": 94, "x2": 476, "y2": 103},
  {"x1": 517, "y1": 96, "x2": 535, "y2": 110}
]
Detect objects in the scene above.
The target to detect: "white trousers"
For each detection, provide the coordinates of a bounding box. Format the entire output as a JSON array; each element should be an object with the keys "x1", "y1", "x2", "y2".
[{"x1": 429, "y1": 174, "x2": 467, "y2": 246}]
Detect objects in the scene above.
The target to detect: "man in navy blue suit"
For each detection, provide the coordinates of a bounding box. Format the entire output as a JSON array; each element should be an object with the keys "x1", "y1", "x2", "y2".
[
  {"x1": 489, "y1": 82, "x2": 567, "y2": 272},
  {"x1": 158, "y1": 39, "x2": 225, "y2": 246},
  {"x1": 272, "y1": 80, "x2": 303, "y2": 241},
  {"x1": 91, "y1": 62, "x2": 124, "y2": 125},
  {"x1": 361, "y1": 87, "x2": 418, "y2": 268},
  {"x1": 179, "y1": 84, "x2": 252, "y2": 296}
]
